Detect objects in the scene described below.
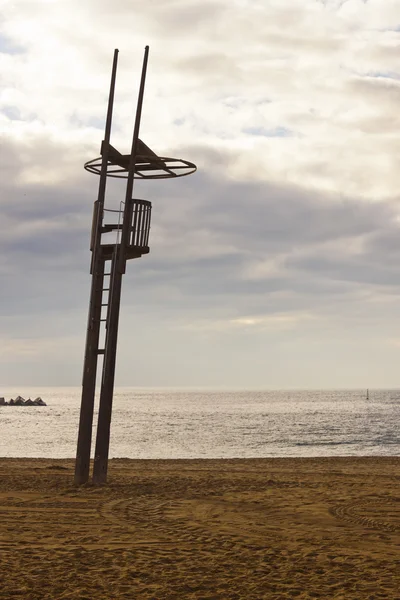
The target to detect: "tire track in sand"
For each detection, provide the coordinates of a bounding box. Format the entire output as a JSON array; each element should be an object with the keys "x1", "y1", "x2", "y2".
[
  {"x1": 97, "y1": 493, "x2": 278, "y2": 551},
  {"x1": 330, "y1": 495, "x2": 400, "y2": 533}
]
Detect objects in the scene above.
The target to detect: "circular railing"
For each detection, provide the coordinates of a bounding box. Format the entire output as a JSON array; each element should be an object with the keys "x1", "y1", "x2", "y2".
[{"x1": 84, "y1": 156, "x2": 197, "y2": 179}]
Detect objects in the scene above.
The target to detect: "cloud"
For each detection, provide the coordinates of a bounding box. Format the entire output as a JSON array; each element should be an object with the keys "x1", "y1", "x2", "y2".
[{"x1": 2, "y1": 0, "x2": 400, "y2": 387}]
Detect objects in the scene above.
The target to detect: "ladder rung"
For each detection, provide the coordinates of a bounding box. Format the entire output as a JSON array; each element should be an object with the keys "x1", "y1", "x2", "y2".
[
  {"x1": 102, "y1": 288, "x2": 110, "y2": 292},
  {"x1": 101, "y1": 303, "x2": 108, "y2": 306},
  {"x1": 100, "y1": 318, "x2": 107, "y2": 322},
  {"x1": 97, "y1": 349, "x2": 105, "y2": 355}
]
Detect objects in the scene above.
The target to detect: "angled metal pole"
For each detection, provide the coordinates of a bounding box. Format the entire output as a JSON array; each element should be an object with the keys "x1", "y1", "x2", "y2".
[
  {"x1": 92, "y1": 255, "x2": 123, "y2": 484},
  {"x1": 92, "y1": 46, "x2": 150, "y2": 484},
  {"x1": 119, "y1": 45, "x2": 150, "y2": 274},
  {"x1": 74, "y1": 49, "x2": 119, "y2": 485}
]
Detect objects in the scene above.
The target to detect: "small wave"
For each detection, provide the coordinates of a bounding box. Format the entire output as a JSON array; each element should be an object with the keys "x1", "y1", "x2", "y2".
[
  {"x1": 373, "y1": 436, "x2": 400, "y2": 445},
  {"x1": 294, "y1": 440, "x2": 362, "y2": 447}
]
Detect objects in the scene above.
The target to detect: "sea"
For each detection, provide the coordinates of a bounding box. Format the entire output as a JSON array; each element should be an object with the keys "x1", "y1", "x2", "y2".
[{"x1": 0, "y1": 388, "x2": 399, "y2": 459}]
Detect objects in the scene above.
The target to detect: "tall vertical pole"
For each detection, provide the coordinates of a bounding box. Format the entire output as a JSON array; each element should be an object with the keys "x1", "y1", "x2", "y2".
[
  {"x1": 74, "y1": 50, "x2": 119, "y2": 485},
  {"x1": 92, "y1": 46, "x2": 149, "y2": 484}
]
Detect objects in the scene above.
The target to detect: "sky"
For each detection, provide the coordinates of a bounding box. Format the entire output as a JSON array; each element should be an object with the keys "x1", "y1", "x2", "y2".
[{"x1": 1, "y1": 0, "x2": 400, "y2": 389}]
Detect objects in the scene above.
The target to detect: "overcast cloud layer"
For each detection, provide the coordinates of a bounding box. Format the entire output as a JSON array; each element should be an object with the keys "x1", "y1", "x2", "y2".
[{"x1": 1, "y1": 0, "x2": 400, "y2": 388}]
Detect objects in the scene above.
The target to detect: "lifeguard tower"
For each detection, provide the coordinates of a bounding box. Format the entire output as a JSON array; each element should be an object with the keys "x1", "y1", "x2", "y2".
[{"x1": 74, "y1": 47, "x2": 197, "y2": 485}]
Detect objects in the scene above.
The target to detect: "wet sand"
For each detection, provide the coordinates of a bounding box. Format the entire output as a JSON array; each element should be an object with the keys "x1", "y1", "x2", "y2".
[{"x1": 0, "y1": 457, "x2": 399, "y2": 599}]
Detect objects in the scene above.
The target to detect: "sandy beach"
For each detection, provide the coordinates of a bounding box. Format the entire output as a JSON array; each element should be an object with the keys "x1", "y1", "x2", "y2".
[{"x1": 0, "y1": 457, "x2": 399, "y2": 599}]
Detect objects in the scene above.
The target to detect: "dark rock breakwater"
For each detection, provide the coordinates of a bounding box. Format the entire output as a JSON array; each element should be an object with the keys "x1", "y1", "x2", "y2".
[{"x1": 0, "y1": 396, "x2": 47, "y2": 406}]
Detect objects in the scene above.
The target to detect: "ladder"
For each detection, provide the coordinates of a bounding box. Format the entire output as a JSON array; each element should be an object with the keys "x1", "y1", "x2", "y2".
[{"x1": 96, "y1": 201, "x2": 125, "y2": 359}]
